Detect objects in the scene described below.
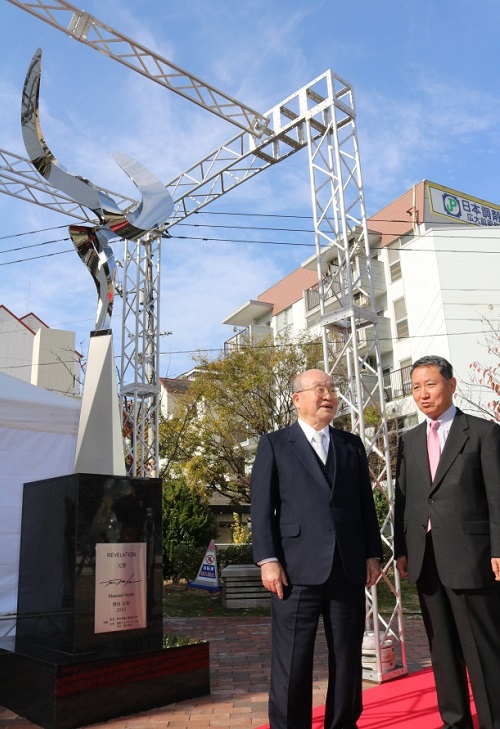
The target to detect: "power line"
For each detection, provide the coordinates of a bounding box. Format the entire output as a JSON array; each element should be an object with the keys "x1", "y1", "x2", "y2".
[
  {"x1": 1, "y1": 324, "x2": 497, "y2": 344},
  {"x1": 158, "y1": 328, "x2": 500, "y2": 359},
  {"x1": 0, "y1": 236, "x2": 71, "y2": 253},
  {"x1": 1, "y1": 210, "x2": 500, "y2": 268},
  {"x1": 0, "y1": 224, "x2": 68, "y2": 241},
  {"x1": 0, "y1": 249, "x2": 74, "y2": 266},
  {"x1": 2, "y1": 209, "x2": 500, "y2": 241},
  {"x1": 179, "y1": 221, "x2": 314, "y2": 233},
  {"x1": 171, "y1": 233, "x2": 312, "y2": 247},
  {"x1": 170, "y1": 233, "x2": 500, "y2": 254},
  {"x1": 2, "y1": 232, "x2": 500, "y2": 266}
]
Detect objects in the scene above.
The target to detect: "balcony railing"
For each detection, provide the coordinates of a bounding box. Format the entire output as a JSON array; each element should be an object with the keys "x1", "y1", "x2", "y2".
[
  {"x1": 304, "y1": 258, "x2": 386, "y2": 314},
  {"x1": 383, "y1": 365, "x2": 412, "y2": 402},
  {"x1": 358, "y1": 317, "x2": 392, "y2": 354},
  {"x1": 224, "y1": 324, "x2": 271, "y2": 356},
  {"x1": 305, "y1": 272, "x2": 343, "y2": 311}
]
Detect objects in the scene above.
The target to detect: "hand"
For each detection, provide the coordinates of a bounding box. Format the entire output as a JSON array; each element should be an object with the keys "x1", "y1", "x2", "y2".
[
  {"x1": 396, "y1": 555, "x2": 408, "y2": 579},
  {"x1": 492, "y1": 557, "x2": 500, "y2": 581},
  {"x1": 365, "y1": 557, "x2": 381, "y2": 588},
  {"x1": 260, "y1": 561, "x2": 288, "y2": 599}
]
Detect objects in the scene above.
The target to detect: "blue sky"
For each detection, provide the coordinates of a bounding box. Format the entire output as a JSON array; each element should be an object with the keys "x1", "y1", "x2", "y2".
[{"x1": 1, "y1": 0, "x2": 500, "y2": 377}]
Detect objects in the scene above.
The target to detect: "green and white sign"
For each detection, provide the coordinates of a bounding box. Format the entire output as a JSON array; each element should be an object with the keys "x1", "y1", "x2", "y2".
[{"x1": 428, "y1": 182, "x2": 500, "y2": 227}]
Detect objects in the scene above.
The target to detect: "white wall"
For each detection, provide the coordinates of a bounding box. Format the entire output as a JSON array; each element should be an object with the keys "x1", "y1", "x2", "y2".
[
  {"x1": 0, "y1": 309, "x2": 33, "y2": 383},
  {"x1": 0, "y1": 373, "x2": 80, "y2": 636},
  {"x1": 32, "y1": 327, "x2": 80, "y2": 396},
  {"x1": 402, "y1": 227, "x2": 500, "y2": 415},
  {"x1": 401, "y1": 230, "x2": 451, "y2": 365}
]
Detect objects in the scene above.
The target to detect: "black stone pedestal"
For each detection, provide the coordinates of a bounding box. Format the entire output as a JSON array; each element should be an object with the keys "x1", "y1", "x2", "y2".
[
  {"x1": 16, "y1": 473, "x2": 165, "y2": 655},
  {"x1": 1, "y1": 473, "x2": 210, "y2": 729},
  {"x1": 0, "y1": 637, "x2": 209, "y2": 729}
]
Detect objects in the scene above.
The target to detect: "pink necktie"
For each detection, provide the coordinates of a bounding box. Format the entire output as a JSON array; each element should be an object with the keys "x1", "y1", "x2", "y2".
[{"x1": 427, "y1": 420, "x2": 441, "y2": 481}]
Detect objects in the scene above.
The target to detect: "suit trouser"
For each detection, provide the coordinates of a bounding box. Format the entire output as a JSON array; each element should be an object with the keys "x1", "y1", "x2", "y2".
[
  {"x1": 417, "y1": 532, "x2": 500, "y2": 729},
  {"x1": 268, "y1": 550, "x2": 365, "y2": 729}
]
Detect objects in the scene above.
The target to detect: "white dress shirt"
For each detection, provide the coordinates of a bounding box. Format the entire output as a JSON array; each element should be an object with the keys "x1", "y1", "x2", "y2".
[
  {"x1": 425, "y1": 404, "x2": 456, "y2": 449},
  {"x1": 425, "y1": 403, "x2": 456, "y2": 532},
  {"x1": 297, "y1": 419, "x2": 330, "y2": 459}
]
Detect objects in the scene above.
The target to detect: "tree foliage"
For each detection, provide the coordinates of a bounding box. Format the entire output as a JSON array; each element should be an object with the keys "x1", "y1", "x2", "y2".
[
  {"x1": 231, "y1": 512, "x2": 251, "y2": 543},
  {"x1": 461, "y1": 318, "x2": 500, "y2": 422},
  {"x1": 159, "y1": 333, "x2": 324, "y2": 502},
  {"x1": 162, "y1": 476, "x2": 216, "y2": 580}
]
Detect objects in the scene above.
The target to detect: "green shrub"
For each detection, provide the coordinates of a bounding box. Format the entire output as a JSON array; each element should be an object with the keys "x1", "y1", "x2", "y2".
[
  {"x1": 216, "y1": 543, "x2": 254, "y2": 576},
  {"x1": 162, "y1": 477, "x2": 216, "y2": 581},
  {"x1": 168, "y1": 544, "x2": 207, "y2": 583}
]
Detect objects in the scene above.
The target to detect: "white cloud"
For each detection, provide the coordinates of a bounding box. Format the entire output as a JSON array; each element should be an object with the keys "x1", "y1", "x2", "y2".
[
  {"x1": 358, "y1": 69, "x2": 500, "y2": 208},
  {"x1": 158, "y1": 240, "x2": 284, "y2": 376}
]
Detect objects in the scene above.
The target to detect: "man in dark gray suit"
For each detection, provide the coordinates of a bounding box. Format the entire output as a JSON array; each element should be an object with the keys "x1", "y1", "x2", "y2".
[
  {"x1": 395, "y1": 355, "x2": 500, "y2": 729},
  {"x1": 251, "y1": 368, "x2": 382, "y2": 729}
]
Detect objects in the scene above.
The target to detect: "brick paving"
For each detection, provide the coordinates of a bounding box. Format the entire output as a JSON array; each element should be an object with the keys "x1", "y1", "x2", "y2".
[{"x1": 0, "y1": 616, "x2": 430, "y2": 729}]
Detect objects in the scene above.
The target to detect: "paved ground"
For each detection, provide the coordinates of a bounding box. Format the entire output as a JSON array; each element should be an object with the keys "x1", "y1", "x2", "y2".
[{"x1": 0, "y1": 616, "x2": 430, "y2": 729}]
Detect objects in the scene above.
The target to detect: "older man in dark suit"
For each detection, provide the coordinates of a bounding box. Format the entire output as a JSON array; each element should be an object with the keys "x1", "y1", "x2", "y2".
[
  {"x1": 251, "y1": 368, "x2": 382, "y2": 729},
  {"x1": 395, "y1": 355, "x2": 500, "y2": 729}
]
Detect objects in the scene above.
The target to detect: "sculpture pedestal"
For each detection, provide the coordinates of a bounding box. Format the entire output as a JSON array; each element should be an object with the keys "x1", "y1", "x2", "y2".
[
  {"x1": 0, "y1": 637, "x2": 209, "y2": 729},
  {"x1": 0, "y1": 473, "x2": 209, "y2": 729}
]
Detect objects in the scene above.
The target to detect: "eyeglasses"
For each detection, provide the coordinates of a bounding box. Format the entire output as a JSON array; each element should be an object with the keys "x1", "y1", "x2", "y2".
[{"x1": 296, "y1": 385, "x2": 337, "y2": 397}]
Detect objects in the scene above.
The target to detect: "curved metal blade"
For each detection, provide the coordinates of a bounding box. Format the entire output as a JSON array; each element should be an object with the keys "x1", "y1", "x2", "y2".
[
  {"x1": 21, "y1": 48, "x2": 119, "y2": 220},
  {"x1": 69, "y1": 225, "x2": 117, "y2": 330},
  {"x1": 112, "y1": 151, "x2": 174, "y2": 235},
  {"x1": 21, "y1": 49, "x2": 173, "y2": 239}
]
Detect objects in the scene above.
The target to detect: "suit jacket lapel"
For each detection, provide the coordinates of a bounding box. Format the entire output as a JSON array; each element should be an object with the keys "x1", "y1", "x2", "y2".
[
  {"x1": 328, "y1": 427, "x2": 340, "y2": 489},
  {"x1": 289, "y1": 421, "x2": 331, "y2": 494},
  {"x1": 411, "y1": 421, "x2": 432, "y2": 486},
  {"x1": 431, "y1": 409, "x2": 469, "y2": 492}
]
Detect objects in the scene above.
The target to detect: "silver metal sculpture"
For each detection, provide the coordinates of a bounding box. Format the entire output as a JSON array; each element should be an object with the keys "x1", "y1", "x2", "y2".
[
  {"x1": 21, "y1": 48, "x2": 174, "y2": 330},
  {"x1": 68, "y1": 226, "x2": 117, "y2": 330}
]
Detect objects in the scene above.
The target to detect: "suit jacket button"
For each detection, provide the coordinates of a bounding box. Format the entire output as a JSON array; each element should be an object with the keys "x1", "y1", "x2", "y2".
[
  {"x1": 428, "y1": 498, "x2": 434, "y2": 503},
  {"x1": 329, "y1": 527, "x2": 335, "y2": 532}
]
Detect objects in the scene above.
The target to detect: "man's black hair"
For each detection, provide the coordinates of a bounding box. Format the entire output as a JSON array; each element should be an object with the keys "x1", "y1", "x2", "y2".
[{"x1": 410, "y1": 355, "x2": 453, "y2": 380}]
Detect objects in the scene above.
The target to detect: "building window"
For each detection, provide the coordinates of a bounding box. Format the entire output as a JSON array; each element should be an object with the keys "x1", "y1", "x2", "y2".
[
  {"x1": 400, "y1": 357, "x2": 412, "y2": 396},
  {"x1": 276, "y1": 307, "x2": 292, "y2": 338},
  {"x1": 354, "y1": 291, "x2": 369, "y2": 308},
  {"x1": 394, "y1": 298, "x2": 409, "y2": 340},
  {"x1": 382, "y1": 366, "x2": 392, "y2": 400},
  {"x1": 388, "y1": 244, "x2": 402, "y2": 282}
]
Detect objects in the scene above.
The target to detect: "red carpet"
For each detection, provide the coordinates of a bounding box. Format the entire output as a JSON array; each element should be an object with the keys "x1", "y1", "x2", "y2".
[{"x1": 257, "y1": 667, "x2": 478, "y2": 729}]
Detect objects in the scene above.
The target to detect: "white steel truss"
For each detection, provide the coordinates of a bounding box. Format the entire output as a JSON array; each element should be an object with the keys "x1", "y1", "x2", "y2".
[
  {"x1": 305, "y1": 74, "x2": 406, "y2": 681},
  {"x1": 0, "y1": 148, "x2": 127, "y2": 223},
  {"x1": 0, "y1": 3, "x2": 406, "y2": 682},
  {"x1": 5, "y1": 0, "x2": 268, "y2": 136},
  {"x1": 119, "y1": 233, "x2": 162, "y2": 478}
]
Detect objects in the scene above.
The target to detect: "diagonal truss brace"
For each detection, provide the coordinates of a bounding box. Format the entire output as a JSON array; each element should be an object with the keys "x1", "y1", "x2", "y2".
[
  {"x1": 0, "y1": 148, "x2": 120, "y2": 223},
  {"x1": 5, "y1": 0, "x2": 269, "y2": 136},
  {"x1": 0, "y1": 71, "x2": 351, "y2": 227}
]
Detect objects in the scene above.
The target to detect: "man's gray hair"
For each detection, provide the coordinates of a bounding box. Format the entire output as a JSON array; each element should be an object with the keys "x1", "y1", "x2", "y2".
[{"x1": 410, "y1": 355, "x2": 453, "y2": 380}]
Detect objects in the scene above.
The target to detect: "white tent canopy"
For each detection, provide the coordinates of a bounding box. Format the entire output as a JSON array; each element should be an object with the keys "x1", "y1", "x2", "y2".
[{"x1": 0, "y1": 372, "x2": 80, "y2": 636}]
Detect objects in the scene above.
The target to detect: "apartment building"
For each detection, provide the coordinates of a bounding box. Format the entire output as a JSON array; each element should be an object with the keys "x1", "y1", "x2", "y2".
[
  {"x1": 223, "y1": 180, "x2": 500, "y2": 427},
  {"x1": 0, "y1": 305, "x2": 81, "y2": 397},
  {"x1": 159, "y1": 376, "x2": 193, "y2": 419}
]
